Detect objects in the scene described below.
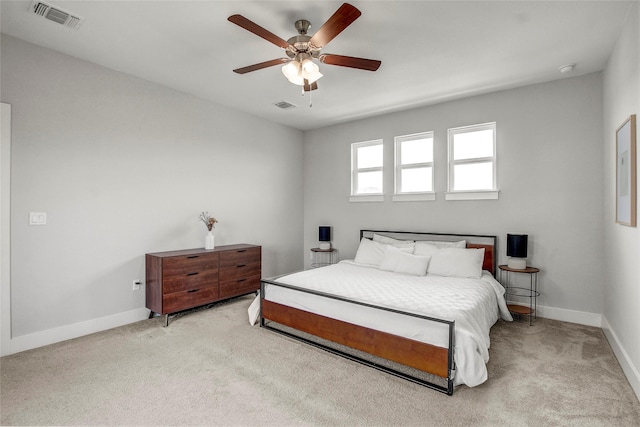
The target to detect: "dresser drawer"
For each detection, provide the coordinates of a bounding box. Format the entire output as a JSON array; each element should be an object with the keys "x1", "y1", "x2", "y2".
[
  {"x1": 219, "y1": 247, "x2": 260, "y2": 267},
  {"x1": 219, "y1": 261, "x2": 260, "y2": 281},
  {"x1": 162, "y1": 252, "x2": 218, "y2": 277},
  {"x1": 162, "y1": 284, "x2": 219, "y2": 314},
  {"x1": 162, "y1": 269, "x2": 218, "y2": 294},
  {"x1": 219, "y1": 275, "x2": 260, "y2": 299}
]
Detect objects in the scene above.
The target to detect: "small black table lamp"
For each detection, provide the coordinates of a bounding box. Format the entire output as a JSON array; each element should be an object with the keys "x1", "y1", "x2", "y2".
[
  {"x1": 319, "y1": 226, "x2": 331, "y2": 250},
  {"x1": 507, "y1": 234, "x2": 528, "y2": 269}
]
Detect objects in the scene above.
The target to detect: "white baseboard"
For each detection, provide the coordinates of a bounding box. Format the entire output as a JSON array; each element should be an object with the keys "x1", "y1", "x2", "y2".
[
  {"x1": 506, "y1": 301, "x2": 602, "y2": 327},
  {"x1": 7, "y1": 308, "x2": 150, "y2": 355},
  {"x1": 601, "y1": 317, "x2": 640, "y2": 402}
]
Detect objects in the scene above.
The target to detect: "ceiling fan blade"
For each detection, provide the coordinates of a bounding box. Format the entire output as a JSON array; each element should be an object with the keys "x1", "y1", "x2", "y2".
[
  {"x1": 319, "y1": 54, "x2": 381, "y2": 71},
  {"x1": 303, "y1": 79, "x2": 318, "y2": 92},
  {"x1": 309, "y1": 3, "x2": 361, "y2": 48},
  {"x1": 228, "y1": 14, "x2": 290, "y2": 49},
  {"x1": 233, "y1": 58, "x2": 289, "y2": 74}
]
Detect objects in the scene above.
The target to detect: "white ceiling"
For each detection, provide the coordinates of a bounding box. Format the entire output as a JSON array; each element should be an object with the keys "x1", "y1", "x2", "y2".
[{"x1": 1, "y1": 1, "x2": 634, "y2": 131}]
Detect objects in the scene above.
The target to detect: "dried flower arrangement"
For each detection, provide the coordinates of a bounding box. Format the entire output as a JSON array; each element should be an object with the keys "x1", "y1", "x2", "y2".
[{"x1": 198, "y1": 211, "x2": 218, "y2": 231}]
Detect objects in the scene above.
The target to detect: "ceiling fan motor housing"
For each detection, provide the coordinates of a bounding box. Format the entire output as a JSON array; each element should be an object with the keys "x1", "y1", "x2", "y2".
[{"x1": 286, "y1": 36, "x2": 321, "y2": 59}]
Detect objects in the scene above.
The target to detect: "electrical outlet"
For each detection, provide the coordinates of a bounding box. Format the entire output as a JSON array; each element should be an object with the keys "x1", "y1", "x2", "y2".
[{"x1": 132, "y1": 280, "x2": 141, "y2": 291}]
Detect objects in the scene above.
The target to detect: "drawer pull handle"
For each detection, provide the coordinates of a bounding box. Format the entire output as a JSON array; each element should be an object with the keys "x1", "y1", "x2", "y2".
[
  {"x1": 187, "y1": 272, "x2": 199, "y2": 276},
  {"x1": 237, "y1": 250, "x2": 247, "y2": 253},
  {"x1": 237, "y1": 279, "x2": 247, "y2": 283},
  {"x1": 237, "y1": 264, "x2": 246, "y2": 268},
  {"x1": 187, "y1": 256, "x2": 199, "y2": 259},
  {"x1": 187, "y1": 289, "x2": 199, "y2": 293}
]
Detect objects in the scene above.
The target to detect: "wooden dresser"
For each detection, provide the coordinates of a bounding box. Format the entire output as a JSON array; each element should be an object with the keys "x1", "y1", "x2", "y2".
[{"x1": 145, "y1": 244, "x2": 261, "y2": 325}]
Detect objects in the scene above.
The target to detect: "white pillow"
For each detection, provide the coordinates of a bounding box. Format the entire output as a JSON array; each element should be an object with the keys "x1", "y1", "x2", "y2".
[
  {"x1": 372, "y1": 234, "x2": 415, "y2": 251},
  {"x1": 248, "y1": 293, "x2": 260, "y2": 326},
  {"x1": 378, "y1": 245, "x2": 405, "y2": 270},
  {"x1": 425, "y1": 240, "x2": 466, "y2": 248},
  {"x1": 427, "y1": 247, "x2": 485, "y2": 279},
  {"x1": 354, "y1": 238, "x2": 414, "y2": 266},
  {"x1": 373, "y1": 234, "x2": 414, "y2": 245},
  {"x1": 413, "y1": 240, "x2": 465, "y2": 256},
  {"x1": 379, "y1": 246, "x2": 430, "y2": 276},
  {"x1": 413, "y1": 242, "x2": 442, "y2": 256}
]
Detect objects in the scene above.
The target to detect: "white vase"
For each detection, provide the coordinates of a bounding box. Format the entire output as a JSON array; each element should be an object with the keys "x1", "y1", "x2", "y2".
[{"x1": 205, "y1": 231, "x2": 215, "y2": 249}]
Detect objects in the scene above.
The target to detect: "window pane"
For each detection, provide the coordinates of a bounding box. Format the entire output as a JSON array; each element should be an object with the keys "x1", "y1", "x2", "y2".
[
  {"x1": 401, "y1": 138, "x2": 433, "y2": 165},
  {"x1": 401, "y1": 167, "x2": 432, "y2": 192},
  {"x1": 453, "y1": 129, "x2": 493, "y2": 160},
  {"x1": 357, "y1": 171, "x2": 383, "y2": 194},
  {"x1": 357, "y1": 144, "x2": 383, "y2": 168},
  {"x1": 453, "y1": 162, "x2": 493, "y2": 191}
]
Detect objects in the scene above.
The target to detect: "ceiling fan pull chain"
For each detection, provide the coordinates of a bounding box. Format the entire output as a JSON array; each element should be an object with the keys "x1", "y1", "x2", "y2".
[{"x1": 299, "y1": 86, "x2": 312, "y2": 107}]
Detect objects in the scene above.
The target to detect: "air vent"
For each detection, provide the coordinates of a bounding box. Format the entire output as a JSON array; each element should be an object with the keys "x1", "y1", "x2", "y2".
[
  {"x1": 30, "y1": 1, "x2": 85, "y2": 30},
  {"x1": 274, "y1": 101, "x2": 297, "y2": 110}
]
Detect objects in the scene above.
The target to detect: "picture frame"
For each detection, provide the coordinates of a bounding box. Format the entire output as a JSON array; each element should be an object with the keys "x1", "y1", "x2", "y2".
[{"x1": 616, "y1": 114, "x2": 636, "y2": 227}]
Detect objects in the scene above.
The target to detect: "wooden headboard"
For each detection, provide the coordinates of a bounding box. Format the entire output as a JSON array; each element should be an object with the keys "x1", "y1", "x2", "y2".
[{"x1": 360, "y1": 230, "x2": 497, "y2": 276}]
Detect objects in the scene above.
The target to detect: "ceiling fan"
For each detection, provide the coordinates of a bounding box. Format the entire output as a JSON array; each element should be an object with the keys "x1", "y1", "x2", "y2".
[{"x1": 228, "y1": 3, "x2": 381, "y2": 93}]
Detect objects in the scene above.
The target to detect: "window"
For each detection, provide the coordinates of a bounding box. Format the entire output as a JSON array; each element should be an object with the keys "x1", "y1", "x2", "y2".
[
  {"x1": 393, "y1": 132, "x2": 435, "y2": 201},
  {"x1": 351, "y1": 140, "x2": 383, "y2": 201},
  {"x1": 447, "y1": 122, "x2": 499, "y2": 200}
]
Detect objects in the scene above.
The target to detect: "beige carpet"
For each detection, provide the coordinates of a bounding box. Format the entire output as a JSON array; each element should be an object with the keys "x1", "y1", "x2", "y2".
[{"x1": 1, "y1": 295, "x2": 639, "y2": 426}]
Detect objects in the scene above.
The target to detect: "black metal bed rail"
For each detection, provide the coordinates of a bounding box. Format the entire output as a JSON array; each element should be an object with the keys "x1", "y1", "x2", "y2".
[{"x1": 259, "y1": 277, "x2": 456, "y2": 395}]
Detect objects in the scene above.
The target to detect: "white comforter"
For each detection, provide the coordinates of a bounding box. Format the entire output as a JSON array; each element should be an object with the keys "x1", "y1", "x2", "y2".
[{"x1": 265, "y1": 260, "x2": 512, "y2": 387}]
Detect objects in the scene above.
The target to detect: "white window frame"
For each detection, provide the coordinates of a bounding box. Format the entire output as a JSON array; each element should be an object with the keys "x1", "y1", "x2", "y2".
[
  {"x1": 393, "y1": 131, "x2": 435, "y2": 201},
  {"x1": 350, "y1": 139, "x2": 384, "y2": 202},
  {"x1": 446, "y1": 122, "x2": 499, "y2": 200}
]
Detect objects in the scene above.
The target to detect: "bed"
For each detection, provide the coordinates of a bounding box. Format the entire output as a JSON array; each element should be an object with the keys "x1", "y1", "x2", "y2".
[{"x1": 258, "y1": 230, "x2": 512, "y2": 395}]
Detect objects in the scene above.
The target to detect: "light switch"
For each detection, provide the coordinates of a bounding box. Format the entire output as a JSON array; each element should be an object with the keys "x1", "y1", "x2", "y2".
[{"x1": 29, "y1": 212, "x2": 47, "y2": 226}]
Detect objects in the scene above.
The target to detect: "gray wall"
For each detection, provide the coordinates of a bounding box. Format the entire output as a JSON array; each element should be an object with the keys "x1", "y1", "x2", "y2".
[
  {"x1": 602, "y1": 2, "x2": 640, "y2": 399},
  {"x1": 303, "y1": 73, "x2": 605, "y2": 323},
  {"x1": 1, "y1": 35, "x2": 304, "y2": 339}
]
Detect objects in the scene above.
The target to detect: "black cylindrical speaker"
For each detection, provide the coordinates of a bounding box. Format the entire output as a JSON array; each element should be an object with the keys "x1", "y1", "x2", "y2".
[
  {"x1": 319, "y1": 226, "x2": 331, "y2": 242},
  {"x1": 507, "y1": 234, "x2": 528, "y2": 258}
]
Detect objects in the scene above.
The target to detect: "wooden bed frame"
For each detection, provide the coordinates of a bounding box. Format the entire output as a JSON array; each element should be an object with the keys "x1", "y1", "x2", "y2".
[{"x1": 260, "y1": 230, "x2": 497, "y2": 395}]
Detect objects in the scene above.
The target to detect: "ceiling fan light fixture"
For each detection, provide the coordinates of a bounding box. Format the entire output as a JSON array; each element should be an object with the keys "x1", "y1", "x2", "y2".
[
  {"x1": 301, "y1": 58, "x2": 318, "y2": 74},
  {"x1": 301, "y1": 58, "x2": 323, "y2": 84},
  {"x1": 282, "y1": 57, "x2": 322, "y2": 86},
  {"x1": 302, "y1": 69, "x2": 322, "y2": 84},
  {"x1": 289, "y1": 75, "x2": 306, "y2": 85},
  {"x1": 283, "y1": 53, "x2": 306, "y2": 84},
  {"x1": 282, "y1": 60, "x2": 299, "y2": 78}
]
